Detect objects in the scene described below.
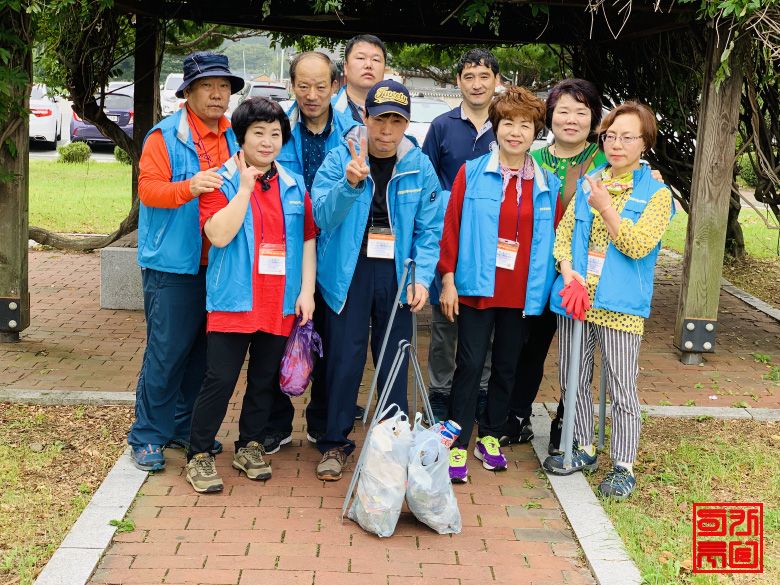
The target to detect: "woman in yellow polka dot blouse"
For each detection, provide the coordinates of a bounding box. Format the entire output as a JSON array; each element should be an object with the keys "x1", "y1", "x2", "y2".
[{"x1": 542, "y1": 101, "x2": 674, "y2": 501}]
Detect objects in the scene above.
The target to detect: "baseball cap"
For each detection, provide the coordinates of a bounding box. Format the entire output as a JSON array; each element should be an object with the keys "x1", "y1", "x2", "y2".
[{"x1": 365, "y1": 80, "x2": 411, "y2": 120}]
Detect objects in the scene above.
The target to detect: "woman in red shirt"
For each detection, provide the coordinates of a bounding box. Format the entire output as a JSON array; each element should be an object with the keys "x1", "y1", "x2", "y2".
[
  {"x1": 438, "y1": 87, "x2": 560, "y2": 482},
  {"x1": 185, "y1": 98, "x2": 317, "y2": 493}
]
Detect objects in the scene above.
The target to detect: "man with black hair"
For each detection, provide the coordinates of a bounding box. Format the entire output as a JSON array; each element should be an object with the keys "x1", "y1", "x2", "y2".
[
  {"x1": 311, "y1": 80, "x2": 441, "y2": 481},
  {"x1": 332, "y1": 34, "x2": 387, "y2": 124},
  {"x1": 423, "y1": 48, "x2": 500, "y2": 422},
  {"x1": 259, "y1": 52, "x2": 358, "y2": 453}
]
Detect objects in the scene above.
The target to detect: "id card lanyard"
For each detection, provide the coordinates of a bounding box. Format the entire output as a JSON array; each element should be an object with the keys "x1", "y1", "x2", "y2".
[
  {"x1": 495, "y1": 187, "x2": 523, "y2": 270},
  {"x1": 188, "y1": 111, "x2": 221, "y2": 168},
  {"x1": 252, "y1": 188, "x2": 286, "y2": 276}
]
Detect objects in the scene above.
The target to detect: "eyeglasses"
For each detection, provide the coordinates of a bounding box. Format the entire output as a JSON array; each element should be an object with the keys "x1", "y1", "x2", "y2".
[{"x1": 601, "y1": 133, "x2": 643, "y2": 146}]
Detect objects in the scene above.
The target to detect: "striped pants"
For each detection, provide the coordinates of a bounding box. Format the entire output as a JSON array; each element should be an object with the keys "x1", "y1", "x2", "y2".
[{"x1": 557, "y1": 315, "x2": 642, "y2": 464}]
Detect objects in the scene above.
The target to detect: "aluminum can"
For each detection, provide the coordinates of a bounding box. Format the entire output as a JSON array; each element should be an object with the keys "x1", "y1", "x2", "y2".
[{"x1": 432, "y1": 419, "x2": 461, "y2": 448}]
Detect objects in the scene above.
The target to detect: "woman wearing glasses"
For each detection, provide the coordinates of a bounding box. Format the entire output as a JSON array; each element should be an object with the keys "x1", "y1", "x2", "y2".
[{"x1": 542, "y1": 102, "x2": 674, "y2": 500}]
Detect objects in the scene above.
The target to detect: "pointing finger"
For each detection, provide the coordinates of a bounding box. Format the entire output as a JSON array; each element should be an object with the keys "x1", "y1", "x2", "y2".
[{"x1": 348, "y1": 139, "x2": 358, "y2": 161}]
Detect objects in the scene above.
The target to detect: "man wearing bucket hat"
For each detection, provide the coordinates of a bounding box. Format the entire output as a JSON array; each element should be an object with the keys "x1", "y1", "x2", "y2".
[
  {"x1": 310, "y1": 80, "x2": 442, "y2": 481},
  {"x1": 128, "y1": 52, "x2": 244, "y2": 471}
]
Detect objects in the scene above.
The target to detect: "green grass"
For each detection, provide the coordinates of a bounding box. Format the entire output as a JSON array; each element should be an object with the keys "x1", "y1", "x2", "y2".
[
  {"x1": 663, "y1": 207, "x2": 780, "y2": 258},
  {"x1": 29, "y1": 160, "x2": 132, "y2": 234},
  {"x1": 589, "y1": 419, "x2": 779, "y2": 584}
]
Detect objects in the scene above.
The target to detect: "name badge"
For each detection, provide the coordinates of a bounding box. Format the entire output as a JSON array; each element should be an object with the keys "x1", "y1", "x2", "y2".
[
  {"x1": 258, "y1": 243, "x2": 285, "y2": 275},
  {"x1": 496, "y1": 238, "x2": 519, "y2": 270},
  {"x1": 587, "y1": 250, "x2": 606, "y2": 277},
  {"x1": 367, "y1": 227, "x2": 395, "y2": 259}
]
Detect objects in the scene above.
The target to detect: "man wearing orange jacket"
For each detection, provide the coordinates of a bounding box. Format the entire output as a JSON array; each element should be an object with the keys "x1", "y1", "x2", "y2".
[{"x1": 128, "y1": 52, "x2": 243, "y2": 471}]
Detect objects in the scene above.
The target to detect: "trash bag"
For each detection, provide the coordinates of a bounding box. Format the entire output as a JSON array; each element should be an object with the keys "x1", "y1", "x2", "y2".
[
  {"x1": 279, "y1": 317, "x2": 323, "y2": 397},
  {"x1": 406, "y1": 414, "x2": 462, "y2": 534},
  {"x1": 348, "y1": 404, "x2": 412, "y2": 537}
]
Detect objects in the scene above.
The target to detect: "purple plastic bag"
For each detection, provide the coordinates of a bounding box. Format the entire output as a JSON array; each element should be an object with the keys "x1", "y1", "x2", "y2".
[{"x1": 279, "y1": 318, "x2": 323, "y2": 397}]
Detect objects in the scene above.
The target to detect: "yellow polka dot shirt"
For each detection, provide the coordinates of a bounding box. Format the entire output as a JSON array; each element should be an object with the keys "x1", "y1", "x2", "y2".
[{"x1": 553, "y1": 168, "x2": 673, "y2": 335}]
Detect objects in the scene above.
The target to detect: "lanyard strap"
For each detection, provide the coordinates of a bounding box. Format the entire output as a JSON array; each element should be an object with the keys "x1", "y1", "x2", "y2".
[
  {"x1": 250, "y1": 167, "x2": 284, "y2": 245},
  {"x1": 188, "y1": 111, "x2": 223, "y2": 168}
]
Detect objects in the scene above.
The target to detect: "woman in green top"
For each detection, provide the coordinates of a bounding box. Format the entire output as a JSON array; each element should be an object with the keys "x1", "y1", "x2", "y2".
[{"x1": 501, "y1": 79, "x2": 606, "y2": 455}]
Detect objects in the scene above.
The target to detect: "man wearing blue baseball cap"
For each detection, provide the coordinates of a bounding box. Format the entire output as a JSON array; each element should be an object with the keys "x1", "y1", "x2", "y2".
[
  {"x1": 128, "y1": 52, "x2": 244, "y2": 471},
  {"x1": 310, "y1": 80, "x2": 442, "y2": 480}
]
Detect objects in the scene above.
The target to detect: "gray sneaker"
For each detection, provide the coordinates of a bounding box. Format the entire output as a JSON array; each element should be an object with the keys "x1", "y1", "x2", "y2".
[
  {"x1": 316, "y1": 448, "x2": 347, "y2": 481},
  {"x1": 186, "y1": 453, "x2": 223, "y2": 493},
  {"x1": 232, "y1": 441, "x2": 272, "y2": 480}
]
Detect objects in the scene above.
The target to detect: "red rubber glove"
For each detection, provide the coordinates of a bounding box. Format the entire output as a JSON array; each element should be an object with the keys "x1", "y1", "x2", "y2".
[{"x1": 560, "y1": 280, "x2": 590, "y2": 320}]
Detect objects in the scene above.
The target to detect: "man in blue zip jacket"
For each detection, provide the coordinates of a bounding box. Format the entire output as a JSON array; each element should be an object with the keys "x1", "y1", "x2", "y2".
[
  {"x1": 311, "y1": 80, "x2": 442, "y2": 481},
  {"x1": 331, "y1": 34, "x2": 387, "y2": 124},
  {"x1": 128, "y1": 52, "x2": 243, "y2": 471},
  {"x1": 261, "y1": 52, "x2": 357, "y2": 454}
]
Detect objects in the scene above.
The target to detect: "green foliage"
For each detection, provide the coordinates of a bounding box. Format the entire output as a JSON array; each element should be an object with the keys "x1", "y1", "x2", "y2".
[
  {"x1": 389, "y1": 43, "x2": 563, "y2": 87},
  {"x1": 738, "y1": 153, "x2": 758, "y2": 187},
  {"x1": 57, "y1": 141, "x2": 91, "y2": 164},
  {"x1": 113, "y1": 145, "x2": 131, "y2": 165},
  {"x1": 752, "y1": 352, "x2": 771, "y2": 364},
  {"x1": 109, "y1": 518, "x2": 134, "y2": 533}
]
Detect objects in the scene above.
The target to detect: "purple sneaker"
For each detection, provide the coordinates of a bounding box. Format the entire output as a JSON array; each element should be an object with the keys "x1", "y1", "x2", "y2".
[
  {"x1": 449, "y1": 447, "x2": 468, "y2": 483},
  {"x1": 474, "y1": 436, "x2": 508, "y2": 471}
]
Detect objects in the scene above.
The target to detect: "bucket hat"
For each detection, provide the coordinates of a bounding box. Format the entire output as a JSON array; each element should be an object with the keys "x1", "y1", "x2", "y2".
[{"x1": 176, "y1": 52, "x2": 245, "y2": 98}]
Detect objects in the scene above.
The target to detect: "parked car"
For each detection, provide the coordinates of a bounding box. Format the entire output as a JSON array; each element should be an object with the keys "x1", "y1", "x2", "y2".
[
  {"x1": 106, "y1": 81, "x2": 134, "y2": 97},
  {"x1": 240, "y1": 82, "x2": 289, "y2": 104},
  {"x1": 161, "y1": 73, "x2": 185, "y2": 116},
  {"x1": 70, "y1": 92, "x2": 133, "y2": 145},
  {"x1": 29, "y1": 84, "x2": 61, "y2": 149},
  {"x1": 406, "y1": 97, "x2": 452, "y2": 145}
]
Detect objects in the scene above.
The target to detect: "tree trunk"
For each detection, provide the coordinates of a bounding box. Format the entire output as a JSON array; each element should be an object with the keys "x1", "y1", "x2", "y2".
[
  {"x1": 725, "y1": 187, "x2": 746, "y2": 259},
  {"x1": 0, "y1": 6, "x2": 32, "y2": 340}
]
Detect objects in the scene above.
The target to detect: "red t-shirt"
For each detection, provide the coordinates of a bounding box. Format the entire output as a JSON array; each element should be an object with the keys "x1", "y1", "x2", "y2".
[
  {"x1": 199, "y1": 175, "x2": 317, "y2": 336},
  {"x1": 438, "y1": 165, "x2": 534, "y2": 310}
]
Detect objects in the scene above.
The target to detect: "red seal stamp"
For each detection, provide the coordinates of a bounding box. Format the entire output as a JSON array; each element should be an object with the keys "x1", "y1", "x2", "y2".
[{"x1": 693, "y1": 503, "x2": 763, "y2": 573}]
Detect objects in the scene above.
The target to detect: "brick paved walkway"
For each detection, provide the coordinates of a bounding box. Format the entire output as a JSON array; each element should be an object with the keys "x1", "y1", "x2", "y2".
[
  {"x1": 2, "y1": 250, "x2": 779, "y2": 583},
  {"x1": 1, "y1": 250, "x2": 778, "y2": 408}
]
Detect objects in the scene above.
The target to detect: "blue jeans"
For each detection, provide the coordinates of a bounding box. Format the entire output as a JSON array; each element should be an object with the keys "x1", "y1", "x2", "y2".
[{"x1": 128, "y1": 267, "x2": 207, "y2": 447}]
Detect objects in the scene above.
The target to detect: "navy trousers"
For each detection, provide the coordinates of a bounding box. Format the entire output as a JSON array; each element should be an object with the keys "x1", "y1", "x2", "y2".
[
  {"x1": 128, "y1": 267, "x2": 207, "y2": 448},
  {"x1": 315, "y1": 256, "x2": 412, "y2": 455}
]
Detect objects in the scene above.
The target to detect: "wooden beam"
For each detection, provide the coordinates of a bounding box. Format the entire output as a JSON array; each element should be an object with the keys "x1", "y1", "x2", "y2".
[
  {"x1": 674, "y1": 22, "x2": 746, "y2": 364},
  {"x1": 132, "y1": 15, "x2": 163, "y2": 206},
  {"x1": 0, "y1": 8, "x2": 31, "y2": 342}
]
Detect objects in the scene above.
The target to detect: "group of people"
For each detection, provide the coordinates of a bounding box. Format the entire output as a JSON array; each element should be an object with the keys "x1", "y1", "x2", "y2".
[{"x1": 128, "y1": 34, "x2": 673, "y2": 502}]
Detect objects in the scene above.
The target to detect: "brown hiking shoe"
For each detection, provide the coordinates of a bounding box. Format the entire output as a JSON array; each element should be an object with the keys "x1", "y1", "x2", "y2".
[
  {"x1": 186, "y1": 453, "x2": 223, "y2": 493},
  {"x1": 232, "y1": 441, "x2": 272, "y2": 480},
  {"x1": 316, "y1": 448, "x2": 347, "y2": 481}
]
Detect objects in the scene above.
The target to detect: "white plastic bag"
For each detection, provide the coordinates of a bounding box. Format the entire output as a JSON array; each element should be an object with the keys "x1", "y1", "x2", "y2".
[
  {"x1": 406, "y1": 414, "x2": 462, "y2": 534},
  {"x1": 348, "y1": 404, "x2": 412, "y2": 537}
]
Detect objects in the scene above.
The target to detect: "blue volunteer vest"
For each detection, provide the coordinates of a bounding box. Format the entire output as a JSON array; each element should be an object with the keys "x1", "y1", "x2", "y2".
[
  {"x1": 205, "y1": 159, "x2": 307, "y2": 316},
  {"x1": 137, "y1": 108, "x2": 239, "y2": 274},
  {"x1": 550, "y1": 164, "x2": 675, "y2": 319},
  {"x1": 454, "y1": 149, "x2": 559, "y2": 315}
]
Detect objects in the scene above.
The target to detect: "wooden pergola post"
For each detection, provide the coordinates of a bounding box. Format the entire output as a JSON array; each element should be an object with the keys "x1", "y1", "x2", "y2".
[
  {"x1": 132, "y1": 14, "x2": 163, "y2": 203},
  {"x1": 0, "y1": 8, "x2": 32, "y2": 343},
  {"x1": 674, "y1": 22, "x2": 746, "y2": 365}
]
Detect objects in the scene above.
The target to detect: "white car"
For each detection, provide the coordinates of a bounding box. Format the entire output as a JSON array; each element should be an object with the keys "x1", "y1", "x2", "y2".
[
  {"x1": 406, "y1": 98, "x2": 452, "y2": 146},
  {"x1": 29, "y1": 84, "x2": 61, "y2": 149},
  {"x1": 161, "y1": 73, "x2": 185, "y2": 117}
]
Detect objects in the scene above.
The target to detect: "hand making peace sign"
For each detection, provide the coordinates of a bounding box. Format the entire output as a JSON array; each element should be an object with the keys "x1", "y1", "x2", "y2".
[{"x1": 346, "y1": 137, "x2": 370, "y2": 188}]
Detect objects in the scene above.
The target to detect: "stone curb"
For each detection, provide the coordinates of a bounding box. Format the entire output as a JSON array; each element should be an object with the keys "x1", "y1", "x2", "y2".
[
  {"x1": 33, "y1": 448, "x2": 147, "y2": 585},
  {"x1": 0, "y1": 389, "x2": 135, "y2": 405},
  {"x1": 530, "y1": 403, "x2": 641, "y2": 585},
  {"x1": 542, "y1": 402, "x2": 780, "y2": 422},
  {"x1": 660, "y1": 248, "x2": 780, "y2": 323}
]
